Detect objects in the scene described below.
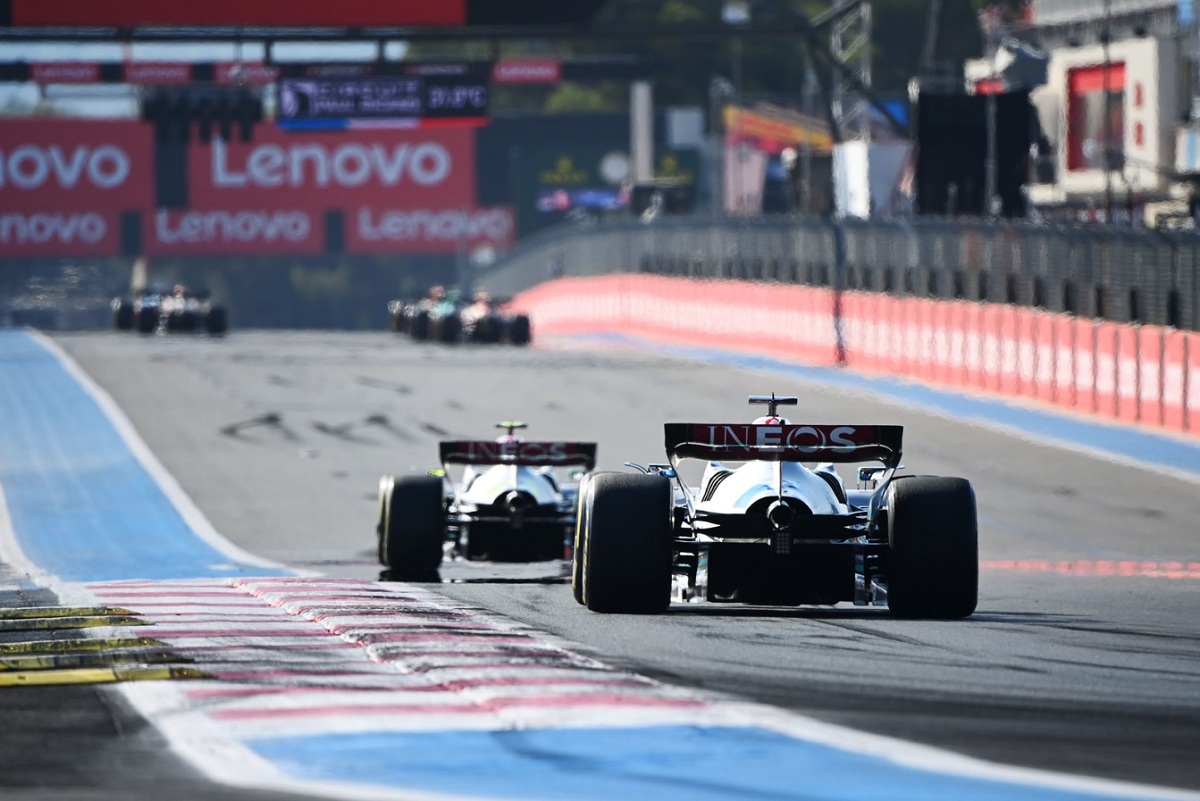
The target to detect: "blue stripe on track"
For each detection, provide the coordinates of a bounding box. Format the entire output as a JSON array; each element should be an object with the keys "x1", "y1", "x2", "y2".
[
  {"x1": 247, "y1": 726, "x2": 1142, "y2": 801},
  {"x1": 581, "y1": 334, "x2": 1200, "y2": 479},
  {"x1": 0, "y1": 330, "x2": 287, "y2": 582}
]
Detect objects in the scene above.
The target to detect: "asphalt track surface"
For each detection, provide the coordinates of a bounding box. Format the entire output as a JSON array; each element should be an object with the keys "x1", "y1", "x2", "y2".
[{"x1": 7, "y1": 329, "x2": 1200, "y2": 798}]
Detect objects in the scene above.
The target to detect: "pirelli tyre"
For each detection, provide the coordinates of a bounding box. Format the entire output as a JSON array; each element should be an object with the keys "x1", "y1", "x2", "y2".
[
  {"x1": 437, "y1": 313, "x2": 463, "y2": 343},
  {"x1": 410, "y1": 310, "x2": 431, "y2": 341},
  {"x1": 205, "y1": 306, "x2": 228, "y2": 336},
  {"x1": 571, "y1": 473, "x2": 593, "y2": 606},
  {"x1": 508, "y1": 315, "x2": 532, "y2": 346},
  {"x1": 380, "y1": 475, "x2": 445, "y2": 580},
  {"x1": 886, "y1": 475, "x2": 978, "y2": 619},
  {"x1": 112, "y1": 300, "x2": 134, "y2": 331},
  {"x1": 580, "y1": 472, "x2": 673, "y2": 614},
  {"x1": 137, "y1": 308, "x2": 158, "y2": 334}
]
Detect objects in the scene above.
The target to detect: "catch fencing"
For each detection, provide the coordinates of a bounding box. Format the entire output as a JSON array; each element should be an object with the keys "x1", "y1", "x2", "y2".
[{"x1": 477, "y1": 217, "x2": 1200, "y2": 332}]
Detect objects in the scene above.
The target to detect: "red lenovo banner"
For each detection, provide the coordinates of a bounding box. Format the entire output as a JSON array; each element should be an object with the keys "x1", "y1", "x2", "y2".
[
  {"x1": 0, "y1": 119, "x2": 153, "y2": 211},
  {"x1": 31, "y1": 62, "x2": 101, "y2": 84},
  {"x1": 348, "y1": 205, "x2": 514, "y2": 254},
  {"x1": 0, "y1": 118, "x2": 508, "y2": 257},
  {"x1": 492, "y1": 59, "x2": 563, "y2": 85},
  {"x1": 188, "y1": 127, "x2": 475, "y2": 209},
  {"x1": 0, "y1": 209, "x2": 123, "y2": 257},
  {"x1": 8, "y1": 1, "x2": 467, "y2": 27},
  {"x1": 144, "y1": 208, "x2": 325, "y2": 256}
]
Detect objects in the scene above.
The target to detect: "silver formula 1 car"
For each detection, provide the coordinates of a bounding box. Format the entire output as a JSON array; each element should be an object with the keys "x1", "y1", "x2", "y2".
[
  {"x1": 572, "y1": 395, "x2": 978, "y2": 618},
  {"x1": 377, "y1": 423, "x2": 596, "y2": 579}
]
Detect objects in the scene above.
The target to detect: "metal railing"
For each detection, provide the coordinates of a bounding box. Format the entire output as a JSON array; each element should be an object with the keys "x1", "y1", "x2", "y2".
[{"x1": 476, "y1": 216, "x2": 1200, "y2": 331}]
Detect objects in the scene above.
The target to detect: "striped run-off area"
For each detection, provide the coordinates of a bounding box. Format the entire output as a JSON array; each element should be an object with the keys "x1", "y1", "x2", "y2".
[
  {"x1": 81, "y1": 576, "x2": 1199, "y2": 801},
  {"x1": 85, "y1": 576, "x2": 708, "y2": 740}
]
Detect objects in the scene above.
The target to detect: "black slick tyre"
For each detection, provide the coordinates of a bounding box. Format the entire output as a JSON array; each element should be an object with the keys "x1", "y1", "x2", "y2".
[
  {"x1": 509, "y1": 315, "x2": 532, "y2": 346},
  {"x1": 206, "y1": 306, "x2": 228, "y2": 335},
  {"x1": 581, "y1": 472, "x2": 673, "y2": 614},
  {"x1": 382, "y1": 474, "x2": 445, "y2": 580},
  {"x1": 410, "y1": 311, "x2": 430, "y2": 341},
  {"x1": 571, "y1": 473, "x2": 592, "y2": 605},
  {"x1": 886, "y1": 475, "x2": 978, "y2": 619},
  {"x1": 438, "y1": 313, "x2": 462, "y2": 343},
  {"x1": 113, "y1": 300, "x2": 134, "y2": 330},
  {"x1": 137, "y1": 309, "x2": 157, "y2": 334}
]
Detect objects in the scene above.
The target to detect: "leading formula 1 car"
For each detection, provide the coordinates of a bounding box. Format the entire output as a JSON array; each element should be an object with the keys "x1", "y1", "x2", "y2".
[
  {"x1": 572, "y1": 394, "x2": 978, "y2": 618},
  {"x1": 377, "y1": 423, "x2": 596, "y2": 578}
]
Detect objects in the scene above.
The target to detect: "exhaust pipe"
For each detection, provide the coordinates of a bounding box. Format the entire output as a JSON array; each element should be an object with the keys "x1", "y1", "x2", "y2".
[
  {"x1": 766, "y1": 499, "x2": 794, "y2": 530},
  {"x1": 504, "y1": 491, "x2": 535, "y2": 515}
]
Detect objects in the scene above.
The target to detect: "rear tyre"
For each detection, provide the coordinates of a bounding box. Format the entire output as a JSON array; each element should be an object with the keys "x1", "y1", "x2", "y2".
[
  {"x1": 113, "y1": 300, "x2": 134, "y2": 331},
  {"x1": 571, "y1": 473, "x2": 592, "y2": 605},
  {"x1": 509, "y1": 315, "x2": 532, "y2": 346},
  {"x1": 410, "y1": 311, "x2": 430, "y2": 341},
  {"x1": 206, "y1": 306, "x2": 228, "y2": 336},
  {"x1": 137, "y1": 309, "x2": 157, "y2": 334},
  {"x1": 438, "y1": 313, "x2": 462, "y2": 343},
  {"x1": 582, "y1": 472, "x2": 673, "y2": 614},
  {"x1": 381, "y1": 475, "x2": 445, "y2": 580},
  {"x1": 886, "y1": 475, "x2": 978, "y2": 619}
]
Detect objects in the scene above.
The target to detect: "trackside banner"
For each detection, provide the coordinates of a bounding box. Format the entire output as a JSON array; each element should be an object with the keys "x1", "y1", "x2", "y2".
[
  {"x1": 0, "y1": 118, "x2": 509, "y2": 257},
  {"x1": 0, "y1": 119, "x2": 152, "y2": 257},
  {"x1": 188, "y1": 127, "x2": 474, "y2": 208}
]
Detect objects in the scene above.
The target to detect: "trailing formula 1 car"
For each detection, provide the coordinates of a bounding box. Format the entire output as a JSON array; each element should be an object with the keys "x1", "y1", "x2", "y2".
[
  {"x1": 112, "y1": 284, "x2": 228, "y2": 335},
  {"x1": 377, "y1": 423, "x2": 596, "y2": 579},
  {"x1": 572, "y1": 394, "x2": 978, "y2": 618},
  {"x1": 387, "y1": 287, "x2": 531, "y2": 346}
]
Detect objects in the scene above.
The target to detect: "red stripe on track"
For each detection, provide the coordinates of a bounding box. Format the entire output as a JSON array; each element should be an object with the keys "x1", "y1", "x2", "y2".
[
  {"x1": 981, "y1": 559, "x2": 1200, "y2": 579},
  {"x1": 209, "y1": 695, "x2": 705, "y2": 721},
  {"x1": 146, "y1": 628, "x2": 334, "y2": 638}
]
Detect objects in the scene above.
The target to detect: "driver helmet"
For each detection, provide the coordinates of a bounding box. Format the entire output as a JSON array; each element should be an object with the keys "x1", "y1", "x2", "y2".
[
  {"x1": 752, "y1": 415, "x2": 790, "y2": 425},
  {"x1": 495, "y1": 434, "x2": 524, "y2": 444}
]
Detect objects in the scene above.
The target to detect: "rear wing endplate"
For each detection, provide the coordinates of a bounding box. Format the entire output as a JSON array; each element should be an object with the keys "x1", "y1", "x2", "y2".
[
  {"x1": 439, "y1": 441, "x2": 597, "y2": 469},
  {"x1": 664, "y1": 423, "x2": 902, "y2": 466}
]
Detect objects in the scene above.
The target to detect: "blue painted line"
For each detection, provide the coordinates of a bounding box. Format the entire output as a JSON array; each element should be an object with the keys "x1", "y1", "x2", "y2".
[
  {"x1": 0, "y1": 330, "x2": 288, "y2": 582},
  {"x1": 248, "y1": 726, "x2": 1147, "y2": 801},
  {"x1": 577, "y1": 333, "x2": 1200, "y2": 479}
]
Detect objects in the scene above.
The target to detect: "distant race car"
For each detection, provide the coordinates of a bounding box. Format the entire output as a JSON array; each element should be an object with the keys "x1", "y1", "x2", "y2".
[
  {"x1": 112, "y1": 284, "x2": 228, "y2": 335},
  {"x1": 571, "y1": 394, "x2": 978, "y2": 619},
  {"x1": 387, "y1": 288, "x2": 531, "y2": 346},
  {"x1": 377, "y1": 422, "x2": 596, "y2": 578}
]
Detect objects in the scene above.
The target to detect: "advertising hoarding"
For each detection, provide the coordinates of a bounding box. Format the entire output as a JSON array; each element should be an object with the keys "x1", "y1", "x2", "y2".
[
  {"x1": 0, "y1": 119, "x2": 154, "y2": 210},
  {"x1": 277, "y1": 63, "x2": 490, "y2": 129},
  {"x1": 0, "y1": 118, "x2": 508, "y2": 257}
]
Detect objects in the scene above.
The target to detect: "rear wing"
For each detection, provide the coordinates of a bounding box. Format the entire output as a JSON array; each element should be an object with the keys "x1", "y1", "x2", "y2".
[
  {"x1": 664, "y1": 423, "x2": 902, "y2": 466},
  {"x1": 439, "y1": 440, "x2": 597, "y2": 469}
]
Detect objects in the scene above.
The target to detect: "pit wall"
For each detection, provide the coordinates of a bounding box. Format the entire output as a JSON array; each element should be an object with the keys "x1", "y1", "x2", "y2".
[{"x1": 510, "y1": 274, "x2": 1200, "y2": 436}]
